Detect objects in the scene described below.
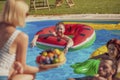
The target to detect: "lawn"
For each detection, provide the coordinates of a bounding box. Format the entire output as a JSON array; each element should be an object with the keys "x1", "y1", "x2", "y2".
[{"x1": 0, "y1": 0, "x2": 120, "y2": 15}]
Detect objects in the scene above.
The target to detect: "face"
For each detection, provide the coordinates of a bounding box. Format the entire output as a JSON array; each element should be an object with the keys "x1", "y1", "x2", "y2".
[
  {"x1": 98, "y1": 60, "x2": 114, "y2": 78},
  {"x1": 55, "y1": 24, "x2": 65, "y2": 36},
  {"x1": 107, "y1": 44, "x2": 118, "y2": 59}
]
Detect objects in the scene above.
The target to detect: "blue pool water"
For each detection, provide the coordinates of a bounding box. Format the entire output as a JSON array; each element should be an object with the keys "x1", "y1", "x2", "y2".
[{"x1": 18, "y1": 20, "x2": 120, "y2": 80}]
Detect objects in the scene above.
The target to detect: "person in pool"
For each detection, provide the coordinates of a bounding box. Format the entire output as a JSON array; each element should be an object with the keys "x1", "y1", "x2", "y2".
[
  {"x1": 68, "y1": 59, "x2": 119, "y2": 80},
  {"x1": 68, "y1": 38, "x2": 120, "y2": 80},
  {"x1": 31, "y1": 22, "x2": 74, "y2": 54},
  {"x1": 91, "y1": 38, "x2": 120, "y2": 73}
]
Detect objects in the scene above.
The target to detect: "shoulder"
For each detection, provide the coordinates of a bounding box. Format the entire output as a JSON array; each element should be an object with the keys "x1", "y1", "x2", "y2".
[
  {"x1": 16, "y1": 31, "x2": 29, "y2": 43},
  {"x1": 18, "y1": 32, "x2": 28, "y2": 39}
]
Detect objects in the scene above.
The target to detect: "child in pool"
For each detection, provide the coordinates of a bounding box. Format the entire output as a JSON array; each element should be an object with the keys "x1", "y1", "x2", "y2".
[{"x1": 31, "y1": 22, "x2": 74, "y2": 54}]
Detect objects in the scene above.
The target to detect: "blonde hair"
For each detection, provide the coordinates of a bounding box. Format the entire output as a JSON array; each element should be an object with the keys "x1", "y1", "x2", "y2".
[{"x1": 1, "y1": 0, "x2": 29, "y2": 27}]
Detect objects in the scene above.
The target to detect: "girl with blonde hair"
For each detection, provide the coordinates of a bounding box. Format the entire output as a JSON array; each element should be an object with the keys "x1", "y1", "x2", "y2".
[{"x1": 0, "y1": 0, "x2": 57, "y2": 80}]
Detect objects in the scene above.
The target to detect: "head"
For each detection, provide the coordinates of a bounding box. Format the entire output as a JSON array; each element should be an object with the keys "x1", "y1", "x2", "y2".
[
  {"x1": 106, "y1": 38, "x2": 120, "y2": 60},
  {"x1": 1, "y1": 0, "x2": 29, "y2": 27},
  {"x1": 55, "y1": 22, "x2": 65, "y2": 36},
  {"x1": 98, "y1": 59, "x2": 117, "y2": 79}
]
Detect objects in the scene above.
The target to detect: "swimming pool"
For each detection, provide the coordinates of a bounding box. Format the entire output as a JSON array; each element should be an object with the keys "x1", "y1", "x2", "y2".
[{"x1": 18, "y1": 20, "x2": 120, "y2": 80}]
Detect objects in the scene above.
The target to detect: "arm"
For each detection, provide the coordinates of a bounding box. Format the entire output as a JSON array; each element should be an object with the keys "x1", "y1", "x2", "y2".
[
  {"x1": 31, "y1": 35, "x2": 39, "y2": 47},
  {"x1": 16, "y1": 32, "x2": 57, "y2": 74},
  {"x1": 16, "y1": 33, "x2": 39, "y2": 74},
  {"x1": 63, "y1": 35, "x2": 73, "y2": 54},
  {"x1": 9, "y1": 61, "x2": 23, "y2": 79},
  {"x1": 31, "y1": 33, "x2": 55, "y2": 47}
]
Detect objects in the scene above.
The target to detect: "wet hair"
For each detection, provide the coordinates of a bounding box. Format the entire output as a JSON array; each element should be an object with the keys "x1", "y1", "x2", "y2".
[
  {"x1": 106, "y1": 38, "x2": 120, "y2": 60},
  {"x1": 55, "y1": 22, "x2": 64, "y2": 27},
  {"x1": 0, "y1": 0, "x2": 29, "y2": 27}
]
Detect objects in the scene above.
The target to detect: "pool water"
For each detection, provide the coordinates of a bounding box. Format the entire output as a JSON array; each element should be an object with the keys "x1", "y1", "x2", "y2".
[{"x1": 18, "y1": 20, "x2": 120, "y2": 80}]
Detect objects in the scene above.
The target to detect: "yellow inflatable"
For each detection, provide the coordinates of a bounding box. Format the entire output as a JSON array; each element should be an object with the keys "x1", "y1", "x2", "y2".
[
  {"x1": 90, "y1": 45, "x2": 107, "y2": 58},
  {"x1": 90, "y1": 45, "x2": 120, "y2": 78}
]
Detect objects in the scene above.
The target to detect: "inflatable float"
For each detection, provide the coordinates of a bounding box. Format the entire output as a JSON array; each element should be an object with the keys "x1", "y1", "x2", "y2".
[
  {"x1": 90, "y1": 45, "x2": 120, "y2": 78},
  {"x1": 64, "y1": 22, "x2": 120, "y2": 30},
  {"x1": 36, "y1": 24, "x2": 96, "y2": 51},
  {"x1": 71, "y1": 59, "x2": 100, "y2": 76},
  {"x1": 90, "y1": 45, "x2": 108, "y2": 58}
]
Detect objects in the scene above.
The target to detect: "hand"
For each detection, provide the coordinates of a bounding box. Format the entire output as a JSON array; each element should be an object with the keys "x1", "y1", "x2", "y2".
[
  {"x1": 14, "y1": 62, "x2": 23, "y2": 74},
  {"x1": 30, "y1": 41, "x2": 36, "y2": 48},
  {"x1": 38, "y1": 64, "x2": 58, "y2": 72},
  {"x1": 63, "y1": 48, "x2": 68, "y2": 54},
  {"x1": 39, "y1": 64, "x2": 49, "y2": 69},
  {"x1": 9, "y1": 62, "x2": 23, "y2": 80}
]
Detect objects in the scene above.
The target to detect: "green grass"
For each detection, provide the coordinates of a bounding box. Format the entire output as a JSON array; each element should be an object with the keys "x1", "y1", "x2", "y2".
[
  {"x1": 0, "y1": 0, "x2": 120, "y2": 15},
  {"x1": 0, "y1": 1, "x2": 5, "y2": 13}
]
